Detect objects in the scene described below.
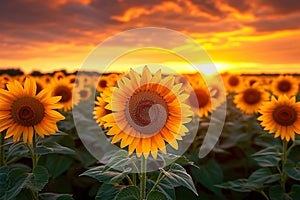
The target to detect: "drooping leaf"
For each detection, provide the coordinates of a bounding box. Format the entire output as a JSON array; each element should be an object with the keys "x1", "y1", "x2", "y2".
[
  {"x1": 39, "y1": 192, "x2": 74, "y2": 200},
  {"x1": 114, "y1": 185, "x2": 139, "y2": 200},
  {"x1": 252, "y1": 155, "x2": 281, "y2": 167},
  {"x1": 216, "y1": 179, "x2": 259, "y2": 192},
  {"x1": 191, "y1": 159, "x2": 223, "y2": 195},
  {"x1": 147, "y1": 179, "x2": 175, "y2": 200},
  {"x1": 80, "y1": 165, "x2": 131, "y2": 184},
  {"x1": 45, "y1": 154, "x2": 73, "y2": 178},
  {"x1": 161, "y1": 163, "x2": 198, "y2": 195},
  {"x1": 28, "y1": 166, "x2": 49, "y2": 192},
  {"x1": 34, "y1": 142, "x2": 75, "y2": 155},
  {"x1": 146, "y1": 191, "x2": 167, "y2": 200},
  {"x1": 269, "y1": 185, "x2": 290, "y2": 200},
  {"x1": 248, "y1": 168, "x2": 281, "y2": 185},
  {"x1": 284, "y1": 162, "x2": 300, "y2": 181},
  {"x1": 96, "y1": 183, "x2": 122, "y2": 200}
]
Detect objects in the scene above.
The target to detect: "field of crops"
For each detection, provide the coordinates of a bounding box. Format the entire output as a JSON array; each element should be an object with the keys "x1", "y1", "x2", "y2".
[{"x1": 1, "y1": 69, "x2": 300, "y2": 200}]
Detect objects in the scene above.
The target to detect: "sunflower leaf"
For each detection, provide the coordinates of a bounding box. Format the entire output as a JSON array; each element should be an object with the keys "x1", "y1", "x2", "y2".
[
  {"x1": 96, "y1": 183, "x2": 122, "y2": 200},
  {"x1": 248, "y1": 168, "x2": 281, "y2": 185},
  {"x1": 283, "y1": 162, "x2": 300, "y2": 181},
  {"x1": 146, "y1": 191, "x2": 167, "y2": 200},
  {"x1": 80, "y1": 165, "x2": 131, "y2": 184},
  {"x1": 27, "y1": 166, "x2": 49, "y2": 193},
  {"x1": 34, "y1": 141, "x2": 75, "y2": 155},
  {"x1": 216, "y1": 179, "x2": 259, "y2": 192},
  {"x1": 39, "y1": 192, "x2": 74, "y2": 200},
  {"x1": 147, "y1": 179, "x2": 175, "y2": 200},
  {"x1": 114, "y1": 185, "x2": 140, "y2": 200},
  {"x1": 160, "y1": 163, "x2": 198, "y2": 195}
]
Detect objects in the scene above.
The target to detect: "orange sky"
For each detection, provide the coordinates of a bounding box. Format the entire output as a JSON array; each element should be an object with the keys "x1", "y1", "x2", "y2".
[{"x1": 0, "y1": 0, "x2": 300, "y2": 74}]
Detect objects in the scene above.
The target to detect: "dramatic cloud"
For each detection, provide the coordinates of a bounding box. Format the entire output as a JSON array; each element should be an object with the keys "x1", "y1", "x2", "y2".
[{"x1": 0, "y1": 0, "x2": 299, "y2": 73}]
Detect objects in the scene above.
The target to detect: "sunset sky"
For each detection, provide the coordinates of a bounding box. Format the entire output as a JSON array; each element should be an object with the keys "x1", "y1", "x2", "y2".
[{"x1": 0, "y1": 0, "x2": 300, "y2": 74}]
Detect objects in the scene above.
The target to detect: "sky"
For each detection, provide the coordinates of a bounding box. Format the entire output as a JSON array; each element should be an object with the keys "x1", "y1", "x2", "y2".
[{"x1": 0, "y1": 0, "x2": 300, "y2": 74}]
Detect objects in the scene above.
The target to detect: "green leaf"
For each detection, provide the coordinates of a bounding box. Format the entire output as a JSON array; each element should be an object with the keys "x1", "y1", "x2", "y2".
[
  {"x1": 28, "y1": 166, "x2": 49, "y2": 192},
  {"x1": 248, "y1": 168, "x2": 281, "y2": 185},
  {"x1": 39, "y1": 192, "x2": 74, "y2": 200},
  {"x1": 4, "y1": 168, "x2": 29, "y2": 200},
  {"x1": 7, "y1": 142, "x2": 29, "y2": 159},
  {"x1": 103, "y1": 150, "x2": 136, "y2": 172},
  {"x1": 80, "y1": 165, "x2": 131, "y2": 184},
  {"x1": 269, "y1": 185, "x2": 290, "y2": 200},
  {"x1": 146, "y1": 191, "x2": 167, "y2": 200},
  {"x1": 147, "y1": 179, "x2": 175, "y2": 200},
  {"x1": 96, "y1": 183, "x2": 122, "y2": 200},
  {"x1": 161, "y1": 163, "x2": 198, "y2": 195},
  {"x1": 252, "y1": 146, "x2": 281, "y2": 157},
  {"x1": 252, "y1": 155, "x2": 281, "y2": 167},
  {"x1": 216, "y1": 179, "x2": 259, "y2": 192},
  {"x1": 114, "y1": 185, "x2": 139, "y2": 200},
  {"x1": 284, "y1": 162, "x2": 300, "y2": 181},
  {"x1": 191, "y1": 159, "x2": 223, "y2": 195},
  {"x1": 34, "y1": 142, "x2": 75, "y2": 155},
  {"x1": 290, "y1": 185, "x2": 300, "y2": 200},
  {"x1": 45, "y1": 154, "x2": 73, "y2": 178}
]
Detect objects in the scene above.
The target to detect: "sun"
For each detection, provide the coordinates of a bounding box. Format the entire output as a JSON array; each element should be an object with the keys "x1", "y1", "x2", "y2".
[{"x1": 96, "y1": 66, "x2": 193, "y2": 159}]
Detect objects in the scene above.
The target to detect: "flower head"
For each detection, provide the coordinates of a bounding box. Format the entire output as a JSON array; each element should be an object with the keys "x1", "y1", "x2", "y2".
[
  {"x1": 234, "y1": 83, "x2": 270, "y2": 114},
  {"x1": 271, "y1": 75, "x2": 299, "y2": 97},
  {"x1": 258, "y1": 95, "x2": 300, "y2": 141},
  {"x1": 0, "y1": 78, "x2": 65, "y2": 143},
  {"x1": 97, "y1": 66, "x2": 192, "y2": 159}
]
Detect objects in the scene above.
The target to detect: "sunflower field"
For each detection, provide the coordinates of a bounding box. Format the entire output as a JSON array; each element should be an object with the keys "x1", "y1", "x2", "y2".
[{"x1": 1, "y1": 68, "x2": 300, "y2": 200}]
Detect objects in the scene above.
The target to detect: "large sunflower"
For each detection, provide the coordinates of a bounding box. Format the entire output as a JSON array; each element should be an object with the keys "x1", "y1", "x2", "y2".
[
  {"x1": 48, "y1": 78, "x2": 79, "y2": 112},
  {"x1": 234, "y1": 83, "x2": 270, "y2": 114},
  {"x1": 0, "y1": 78, "x2": 65, "y2": 143},
  {"x1": 98, "y1": 66, "x2": 192, "y2": 159},
  {"x1": 271, "y1": 75, "x2": 299, "y2": 97},
  {"x1": 258, "y1": 95, "x2": 300, "y2": 141}
]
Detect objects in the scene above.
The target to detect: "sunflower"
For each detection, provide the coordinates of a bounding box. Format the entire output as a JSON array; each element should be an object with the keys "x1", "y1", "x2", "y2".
[
  {"x1": 93, "y1": 88, "x2": 113, "y2": 127},
  {"x1": 209, "y1": 83, "x2": 226, "y2": 110},
  {"x1": 96, "y1": 75, "x2": 116, "y2": 92},
  {"x1": 271, "y1": 75, "x2": 299, "y2": 97},
  {"x1": 99, "y1": 66, "x2": 192, "y2": 159},
  {"x1": 40, "y1": 75, "x2": 53, "y2": 85},
  {"x1": 0, "y1": 78, "x2": 65, "y2": 143},
  {"x1": 188, "y1": 82, "x2": 212, "y2": 117},
  {"x1": 234, "y1": 83, "x2": 270, "y2": 114},
  {"x1": 78, "y1": 87, "x2": 92, "y2": 101},
  {"x1": 258, "y1": 95, "x2": 300, "y2": 141},
  {"x1": 224, "y1": 74, "x2": 242, "y2": 93},
  {"x1": 53, "y1": 71, "x2": 66, "y2": 80},
  {"x1": 48, "y1": 78, "x2": 79, "y2": 112}
]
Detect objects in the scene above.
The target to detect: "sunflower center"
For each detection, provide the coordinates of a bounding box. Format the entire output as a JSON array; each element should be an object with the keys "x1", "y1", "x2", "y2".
[
  {"x1": 126, "y1": 89, "x2": 168, "y2": 135},
  {"x1": 54, "y1": 86, "x2": 72, "y2": 102},
  {"x1": 79, "y1": 90, "x2": 88, "y2": 98},
  {"x1": 228, "y1": 76, "x2": 239, "y2": 86},
  {"x1": 190, "y1": 88, "x2": 209, "y2": 108},
  {"x1": 272, "y1": 105, "x2": 297, "y2": 126},
  {"x1": 243, "y1": 88, "x2": 261, "y2": 105},
  {"x1": 278, "y1": 80, "x2": 291, "y2": 92},
  {"x1": 99, "y1": 80, "x2": 107, "y2": 88},
  {"x1": 11, "y1": 97, "x2": 45, "y2": 126}
]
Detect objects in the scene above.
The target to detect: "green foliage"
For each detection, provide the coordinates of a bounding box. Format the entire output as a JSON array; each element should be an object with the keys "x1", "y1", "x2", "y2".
[{"x1": 114, "y1": 186, "x2": 140, "y2": 200}]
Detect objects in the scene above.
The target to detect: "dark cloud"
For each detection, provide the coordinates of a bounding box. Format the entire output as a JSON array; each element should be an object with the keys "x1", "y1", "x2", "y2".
[
  {"x1": 254, "y1": 0, "x2": 300, "y2": 15},
  {"x1": 223, "y1": 0, "x2": 251, "y2": 12}
]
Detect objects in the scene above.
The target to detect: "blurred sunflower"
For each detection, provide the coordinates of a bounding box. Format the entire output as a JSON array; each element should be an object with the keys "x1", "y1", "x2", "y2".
[
  {"x1": 209, "y1": 83, "x2": 226, "y2": 110},
  {"x1": 53, "y1": 71, "x2": 65, "y2": 80},
  {"x1": 49, "y1": 78, "x2": 79, "y2": 112},
  {"x1": 234, "y1": 83, "x2": 270, "y2": 114},
  {"x1": 96, "y1": 75, "x2": 116, "y2": 92},
  {"x1": 99, "y1": 66, "x2": 192, "y2": 158},
  {"x1": 271, "y1": 75, "x2": 298, "y2": 97},
  {"x1": 40, "y1": 75, "x2": 53, "y2": 84},
  {"x1": 224, "y1": 74, "x2": 242, "y2": 93},
  {"x1": 258, "y1": 95, "x2": 300, "y2": 141},
  {"x1": 189, "y1": 82, "x2": 212, "y2": 117},
  {"x1": 0, "y1": 78, "x2": 65, "y2": 143},
  {"x1": 78, "y1": 87, "x2": 92, "y2": 102},
  {"x1": 93, "y1": 88, "x2": 113, "y2": 127}
]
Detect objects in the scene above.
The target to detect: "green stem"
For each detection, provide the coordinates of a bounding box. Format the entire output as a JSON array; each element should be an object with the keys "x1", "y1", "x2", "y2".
[
  {"x1": 260, "y1": 189, "x2": 270, "y2": 200},
  {"x1": 140, "y1": 155, "x2": 147, "y2": 200},
  {"x1": 149, "y1": 172, "x2": 166, "y2": 193},
  {"x1": 0, "y1": 132, "x2": 5, "y2": 166},
  {"x1": 133, "y1": 173, "x2": 137, "y2": 185},
  {"x1": 281, "y1": 139, "x2": 288, "y2": 191}
]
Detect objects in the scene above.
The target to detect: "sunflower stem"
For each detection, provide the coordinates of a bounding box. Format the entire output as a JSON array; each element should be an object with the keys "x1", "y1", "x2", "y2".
[
  {"x1": 0, "y1": 132, "x2": 5, "y2": 166},
  {"x1": 259, "y1": 189, "x2": 270, "y2": 200},
  {"x1": 281, "y1": 139, "x2": 288, "y2": 192},
  {"x1": 149, "y1": 171, "x2": 166, "y2": 193},
  {"x1": 140, "y1": 155, "x2": 147, "y2": 200}
]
